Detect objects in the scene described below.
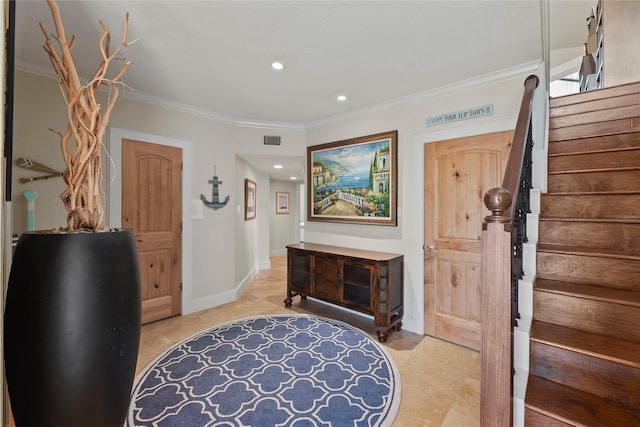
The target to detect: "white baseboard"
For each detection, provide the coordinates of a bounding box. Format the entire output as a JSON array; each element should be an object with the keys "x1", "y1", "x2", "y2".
[
  {"x1": 513, "y1": 366, "x2": 528, "y2": 427},
  {"x1": 182, "y1": 264, "x2": 258, "y2": 315},
  {"x1": 527, "y1": 213, "x2": 539, "y2": 244},
  {"x1": 529, "y1": 188, "x2": 541, "y2": 214},
  {"x1": 259, "y1": 260, "x2": 271, "y2": 270},
  {"x1": 514, "y1": 314, "x2": 532, "y2": 372},
  {"x1": 185, "y1": 289, "x2": 236, "y2": 315},
  {"x1": 519, "y1": 277, "x2": 534, "y2": 318},
  {"x1": 523, "y1": 242, "x2": 537, "y2": 278}
]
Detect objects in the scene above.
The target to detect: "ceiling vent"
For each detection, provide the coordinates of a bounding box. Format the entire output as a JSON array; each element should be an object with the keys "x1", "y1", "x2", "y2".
[{"x1": 263, "y1": 135, "x2": 281, "y2": 146}]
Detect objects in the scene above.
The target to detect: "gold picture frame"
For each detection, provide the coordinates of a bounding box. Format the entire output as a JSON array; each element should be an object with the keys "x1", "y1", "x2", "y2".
[
  {"x1": 276, "y1": 192, "x2": 290, "y2": 214},
  {"x1": 307, "y1": 130, "x2": 397, "y2": 226},
  {"x1": 245, "y1": 178, "x2": 256, "y2": 220}
]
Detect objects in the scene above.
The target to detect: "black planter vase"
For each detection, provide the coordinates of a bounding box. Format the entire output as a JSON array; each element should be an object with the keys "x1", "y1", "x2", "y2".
[{"x1": 4, "y1": 229, "x2": 142, "y2": 427}]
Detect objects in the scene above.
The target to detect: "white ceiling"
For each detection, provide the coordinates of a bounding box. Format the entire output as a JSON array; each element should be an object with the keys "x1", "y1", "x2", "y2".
[{"x1": 13, "y1": 0, "x2": 594, "y2": 181}]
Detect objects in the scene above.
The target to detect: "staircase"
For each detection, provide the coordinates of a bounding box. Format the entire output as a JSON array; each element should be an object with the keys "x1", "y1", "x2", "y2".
[{"x1": 524, "y1": 82, "x2": 640, "y2": 425}]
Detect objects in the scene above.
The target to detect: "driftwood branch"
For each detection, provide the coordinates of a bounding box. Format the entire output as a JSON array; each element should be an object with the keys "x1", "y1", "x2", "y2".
[{"x1": 40, "y1": 0, "x2": 138, "y2": 231}]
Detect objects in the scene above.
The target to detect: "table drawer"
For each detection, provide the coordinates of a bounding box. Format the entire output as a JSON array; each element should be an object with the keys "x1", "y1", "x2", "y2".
[
  {"x1": 315, "y1": 256, "x2": 339, "y2": 275},
  {"x1": 315, "y1": 271, "x2": 339, "y2": 288},
  {"x1": 314, "y1": 284, "x2": 340, "y2": 301}
]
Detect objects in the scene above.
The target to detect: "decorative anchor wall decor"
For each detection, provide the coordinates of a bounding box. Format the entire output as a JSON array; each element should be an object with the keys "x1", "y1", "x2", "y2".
[{"x1": 201, "y1": 166, "x2": 230, "y2": 210}]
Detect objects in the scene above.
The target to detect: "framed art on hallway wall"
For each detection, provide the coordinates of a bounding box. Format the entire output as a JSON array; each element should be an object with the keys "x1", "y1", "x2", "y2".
[
  {"x1": 307, "y1": 130, "x2": 397, "y2": 226},
  {"x1": 245, "y1": 179, "x2": 256, "y2": 220},
  {"x1": 276, "y1": 192, "x2": 290, "y2": 214}
]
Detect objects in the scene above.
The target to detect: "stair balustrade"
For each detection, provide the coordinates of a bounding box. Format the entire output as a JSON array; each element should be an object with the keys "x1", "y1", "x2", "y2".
[{"x1": 480, "y1": 74, "x2": 539, "y2": 426}]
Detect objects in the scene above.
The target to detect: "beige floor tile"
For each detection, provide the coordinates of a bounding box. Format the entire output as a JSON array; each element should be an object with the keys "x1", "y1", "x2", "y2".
[
  {"x1": 134, "y1": 255, "x2": 481, "y2": 426},
  {"x1": 8, "y1": 255, "x2": 479, "y2": 427}
]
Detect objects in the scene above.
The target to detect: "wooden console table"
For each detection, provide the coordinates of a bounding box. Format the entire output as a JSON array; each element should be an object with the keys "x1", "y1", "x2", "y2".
[{"x1": 284, "y1": 242, "x2": 404, "y2": 342}]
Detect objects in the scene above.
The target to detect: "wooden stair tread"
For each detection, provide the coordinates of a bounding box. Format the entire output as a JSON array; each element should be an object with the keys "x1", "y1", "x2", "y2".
[
  {"x1": 547, "y1": 170, "x2": 640, "y2": 193},
  {"x1": 548, "y1": 117, "x2": 640, "y2": 143},
  {"x1": 549, "y1": 104, "x2": 640, "y2": 130},
  {"x1": 548, "y1": 150, "x2": 640, "y2": 174},
  {"x1": 548, "y1": 132, "x2": 640, "y2": 155},
  {"x1": 537, "y1": 244, "x2": 640, "y2": 260},
  {"x1": 549, "y1": 81, "x2": 640, "y2": 108},
  {"x1": 538, "y1": 217, "x2": 640, "y2": 224},
  {"x1": 543, "y1": 190, "x2": 640, "y2": 196},
  {"x1": 548, "y1": 146, "x2": 640, "y2": 157},
  {"x1": 525, "y1": 375, "x2": 640, "y2": 426},
  {"x1": 550, "y1": 92, "x2": 640, "y2": 120},
  {"x1": 549, "y1": 132, "x2": 640, "y2": 155},
  {"x1": 535, "y1": 278, "x2": 640, "y2": 308},
  {"x1": 540, "y1": 193, "x2": 640, "y2": 220},
  {"x1": 530, "y1": 320, "x2": 640, "y2": 369},
  {"x1": 548, "y1": 166, "x2": 640, "y2": 175},
  {"x1": 537, "y1": 220, "x2": 640, "y2": 252}
]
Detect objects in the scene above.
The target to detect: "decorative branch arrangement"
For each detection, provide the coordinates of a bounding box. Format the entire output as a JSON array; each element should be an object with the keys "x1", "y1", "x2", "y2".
[{"x1": 39, "y1": 0, "x2": 139, "y2": 231}]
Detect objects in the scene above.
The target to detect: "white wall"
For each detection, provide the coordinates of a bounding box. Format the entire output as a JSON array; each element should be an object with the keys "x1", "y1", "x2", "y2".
[
  {"x1": 305, "y1": 64, "x2": 542, "y2": 335},
  {"x1": 270, "y1": 180, "x2": 299, "y2": 256},
  {"x1": 12, "y1": 71, "x2": 237, "y2": 316},
  {"x1": 234, "y1": 156, "x2": 260, "y2": 287},
  {"x1": 235, "y1": 125, "x2": 306, "y2": 159},
  {"x1": 13, "y1": 63, "x2": 545, "y2": 334},
  {"x1": 12, "y1": 72, "x2": 68, "y2": 232}
]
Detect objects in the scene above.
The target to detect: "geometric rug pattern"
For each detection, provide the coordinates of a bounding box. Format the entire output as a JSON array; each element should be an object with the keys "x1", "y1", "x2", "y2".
[{"x1": 127, "y1": 315, "x2": 401, "y2": 427}]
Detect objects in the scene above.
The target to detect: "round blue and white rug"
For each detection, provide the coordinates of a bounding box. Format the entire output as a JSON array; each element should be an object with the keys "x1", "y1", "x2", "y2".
[{"x1": 127, "y1": 315, "x2": 401, "y2": 427}]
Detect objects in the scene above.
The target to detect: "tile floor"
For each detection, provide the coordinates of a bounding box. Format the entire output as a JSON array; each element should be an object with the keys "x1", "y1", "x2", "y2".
[
  {"x1": 7, "y1": 255, "x2": 480, "y2": 426},
  {"x1": 136, "y1": 255, "x2": 481, "y2": 426}
]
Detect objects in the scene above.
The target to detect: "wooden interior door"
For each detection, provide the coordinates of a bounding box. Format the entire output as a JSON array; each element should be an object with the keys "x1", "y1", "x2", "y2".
[
  {"x1": 122, "y1": 139, "x2": 182, "y2": 324},
  {"x1": 424, "y1": 131, "x2": 513, "y2": 350}
]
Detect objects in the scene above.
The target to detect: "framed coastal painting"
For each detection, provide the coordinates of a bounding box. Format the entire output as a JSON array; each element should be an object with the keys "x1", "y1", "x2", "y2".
[
  {"x1": 245, "y1": 179, "x2": 256, "y2": 220},
  {"x1": 307, "y1": 130, "x2": 397, "y2": 226},
  {"x1": 276, "y1": 192, "x2": 290, "y2": 214}
]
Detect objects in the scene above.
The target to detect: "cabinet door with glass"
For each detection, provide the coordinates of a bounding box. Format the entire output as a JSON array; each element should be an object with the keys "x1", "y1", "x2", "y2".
[
  {"x1": 288, "y1": 251, "x2": 311, "y2": 294},
  {"x1": 342, "y1": 261, "x2": 374, "y2": 310}
]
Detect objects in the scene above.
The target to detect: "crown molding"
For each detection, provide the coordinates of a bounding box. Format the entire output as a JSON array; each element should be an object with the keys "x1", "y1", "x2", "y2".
[
  {"x1": 18, "y1": 58, "x2": 542, "y2": 132},
  {"x1": 234, "y1": 119, "x2": 305, "y2": 132},
  {"x1": 123, "y1": 90, "x2": 237, "y2": 125},
  {"x1": 305, "y1": 60, "x2": 542, "y2": 130},
  {"x1": 16, "y1": 60, "x2": 237, "y2": 125}
]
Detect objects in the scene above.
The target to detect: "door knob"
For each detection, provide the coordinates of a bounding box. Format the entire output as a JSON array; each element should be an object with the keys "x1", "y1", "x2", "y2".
[{"x1": 426, "y1": 244, "x2": 435, "y2": 252}]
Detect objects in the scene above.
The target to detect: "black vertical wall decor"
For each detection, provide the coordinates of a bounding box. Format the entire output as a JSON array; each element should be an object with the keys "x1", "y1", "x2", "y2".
[{"x1": 4, "y1": 0, "x2": 15, "y2": 201}]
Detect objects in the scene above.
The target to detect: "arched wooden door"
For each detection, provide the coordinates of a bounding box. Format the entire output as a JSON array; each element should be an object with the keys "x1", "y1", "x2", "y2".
[
  {"x1": 424, "y1": 131, "x2": 512, "y2": 350},
  {"x1": 122, "y1": 139, "x2": 182, "y2": 324}
]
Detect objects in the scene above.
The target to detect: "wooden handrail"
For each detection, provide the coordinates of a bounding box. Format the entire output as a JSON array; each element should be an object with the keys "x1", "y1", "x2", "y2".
[
  {"x1": 498, "y1": 74, "x2": 539, "y2": 226},
  {"x1": 480, "y1": 74, "x2": 539, "y2": 427}
]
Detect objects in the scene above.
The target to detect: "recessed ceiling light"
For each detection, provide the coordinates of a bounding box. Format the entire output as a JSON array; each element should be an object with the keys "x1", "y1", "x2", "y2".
[
  {"x1": 290, "y1": 176, "x2": 297, "y2": 180},
  {"x1": 273, "y1": 164, "x2": 283, "y2": 169},
  {"x1": 337, "y1": 95, "x2": 347, "y2": 102},
  {"x1": 272, "y1": 62, "x2": 284, "y2": 71}
]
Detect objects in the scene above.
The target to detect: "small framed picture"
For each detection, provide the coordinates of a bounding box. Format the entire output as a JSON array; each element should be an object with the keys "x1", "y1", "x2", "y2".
[
  {"x1": 245, "y1": 179, "x2": 256, "y2": 220},
  {"x1": 276, "y1": 192, "x2": 290, "y2": 214}
]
